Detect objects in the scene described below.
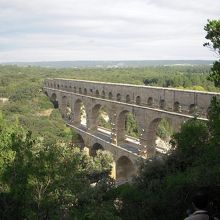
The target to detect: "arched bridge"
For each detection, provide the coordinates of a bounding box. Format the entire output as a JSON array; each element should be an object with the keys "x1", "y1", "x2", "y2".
[{"x1": 43, "y1": 78, "x2": 219, "y2": 181}]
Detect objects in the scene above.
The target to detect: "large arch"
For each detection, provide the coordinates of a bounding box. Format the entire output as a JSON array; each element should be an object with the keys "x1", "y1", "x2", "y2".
[
  {"x1": 73, "y1": 133, "x2": 85, "y2": 150},
  {"x1": 147, "y1": 117, "x2": 173, "y2": 152},
  {"x1": 73, "y1": 99, "x2": 87, "y2": 126},
  {"x1": 50, "y1": 93, "x2": 59, "y2": 108},
  {"x1": 117, "y1": 110, "x2": 140, "y2": 143},
  {"x1": 116, "y1": 156, "x2": 135, "y2": 181},
  {"x1": 90, "y1": 143, "x2": 104, "y2": 156},
  {"x1": 61, "y1": 96, "x2": 71, "y2": 119},
  {"x1": 97, "y1": 106, "x2": 111, "y2": 130},
  {"x1": 90, "y1": 104, "x2": 111, "y2": 132}
]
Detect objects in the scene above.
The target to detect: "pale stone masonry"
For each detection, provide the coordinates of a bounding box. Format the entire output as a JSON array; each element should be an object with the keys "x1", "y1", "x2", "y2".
[{"x1": 43, "y1": 78, "x2": 220, "y2": 182}]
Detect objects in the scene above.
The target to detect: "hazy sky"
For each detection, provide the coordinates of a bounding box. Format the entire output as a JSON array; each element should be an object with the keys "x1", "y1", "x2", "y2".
[{"x1": 0, "y1": 0, "x2": 219, "y2": 62}]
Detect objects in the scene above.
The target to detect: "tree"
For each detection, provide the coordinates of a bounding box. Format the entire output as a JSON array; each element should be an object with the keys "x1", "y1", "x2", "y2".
[
  {"x1": 204, "y1": 19, "x2": 220, "y2": 87},
  {"x1": 0, "y1": 115, "x2": 116, "y2": 220}
]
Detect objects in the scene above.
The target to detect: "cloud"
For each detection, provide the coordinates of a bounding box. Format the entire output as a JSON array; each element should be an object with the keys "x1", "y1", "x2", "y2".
[{"x1": 0, "y1": 0, "x2": 219, "y2": 61}]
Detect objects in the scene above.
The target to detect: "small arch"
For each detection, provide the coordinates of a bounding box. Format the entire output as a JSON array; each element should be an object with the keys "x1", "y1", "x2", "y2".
[
  {"x1": 174, "y1": 101, "x2": 181, "y2": 112},
  {"x1": 159, "y1": 99, "x2": 166, "y2": 109},
  {"x1": 109, "y1": 92, "x2": 113, "y2": 100},
  {"x1": 69, "y1": 85, "x2": 72, "y2": 89},
  {"x1": 136, "y1": 96, "x2": 141, "y2": 105},
  {"x1": 50, "y1": 83, "x2": 53, "y2": 87},
  {"x1": 101, "y1": 90, "x2": 105, "y2": 98},
  {"x1": 95, "y1": 90, "x2": 100, "y2": 97},
  {"x1": 84, "y1": 88, "x2": 87, "y2": 95},
  {"x1": 117, "y1": 93, "x2": 121, "y2": 101},
  {"x1": 79, "y1": 88, "x2": 82, "y2": 94},
  {"x1": 126, "y1": 95, "x2": 131, "y2": 103},
  {"x1": 116, "y1": 156, "x2": 135, "y2": 181},
  {"x1": 74, "y1": 87, "x2": 77, "y2": 93},
  {"x1": 90, "y1": 143, "x2": 104, "y2": 157},
  {"x1": 57, "y1": 84, "x2": 60, "y2": 88},
  {"x1": 189, "y1": 104, "x2": 197, "y2": 114},
  {"x1": 90, "y1": 89, "x2": 93, "y2": 95},
  {"x1": 147, "y1": 97, "x2": 154, "y2": 106}
]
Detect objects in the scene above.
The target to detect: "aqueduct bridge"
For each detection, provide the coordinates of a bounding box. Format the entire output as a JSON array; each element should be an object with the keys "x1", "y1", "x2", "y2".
[{"x1": 43, "y1": 78, "x2": 220, "y2": 181}]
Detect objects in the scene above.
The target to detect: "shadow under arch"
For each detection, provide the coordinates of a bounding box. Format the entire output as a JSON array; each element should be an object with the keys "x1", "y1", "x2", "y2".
[
  {"x1": 116, "y1": 156, "x2": 135, "y2": 181},
  {"x1": 90, "y1": 143, "x2": 104, "y2": 156}
]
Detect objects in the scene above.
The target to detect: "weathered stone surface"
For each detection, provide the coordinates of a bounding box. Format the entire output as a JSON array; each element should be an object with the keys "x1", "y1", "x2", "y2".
[{"x1": 43, "y1": 78, "x2": 220, "y2": 182}]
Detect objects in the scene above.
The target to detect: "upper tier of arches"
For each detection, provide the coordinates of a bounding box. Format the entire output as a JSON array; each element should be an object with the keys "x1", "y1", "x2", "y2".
[{"x1": 44, "y1": 79, "x2": 220, "y2": 118}]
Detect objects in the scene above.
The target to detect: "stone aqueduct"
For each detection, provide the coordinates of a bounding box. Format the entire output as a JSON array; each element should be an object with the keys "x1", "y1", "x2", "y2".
[{"x1": 43, "y1": 78, "x2": 220, "y2": 181}]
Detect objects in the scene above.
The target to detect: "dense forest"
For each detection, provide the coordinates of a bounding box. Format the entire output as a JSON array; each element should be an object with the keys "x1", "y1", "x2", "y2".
[
  {"x1": 0, "y1": 12, "x2": 220, "y2": 220},
  {"x1": 0, "y1": 62, "x2": 220, "y2": 219}
]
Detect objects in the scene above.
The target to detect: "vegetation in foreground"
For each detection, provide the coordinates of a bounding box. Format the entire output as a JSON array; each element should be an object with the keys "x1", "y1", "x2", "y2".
[{"x1": 0, "y1": 19, "x2": 220, "y2": 219}]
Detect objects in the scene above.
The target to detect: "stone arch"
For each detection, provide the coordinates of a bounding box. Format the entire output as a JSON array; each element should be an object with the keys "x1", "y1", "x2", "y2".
[
  {"x1": 50, "y1": 93, "x2": 58, "y2": 108},
  {"x1": 189, "y1": 104, "x2": 197, "y2": 114},
  {"x1": 73, "y1": 133, "x2": 85, "y2": 150},
  {"x1": 147, "y1": 97, "x2": 154, "y2": 106},
  {"x1": 73, "y1": 86, "x2": 77, "y2": 93},
  {"x1": 116, "y1": 156, "x2": 135, "y2": 181},
  {"x1": 109, "y1": 92, "x2": 113, "y2": 100},
  {"x1": 146, "y1": 117, "x2": 173, "y2": 153},
  {"x1": 61, "y1": 96, "x2": 72, "y2": 119},
  {"x1": 90, "y1": 104, "x2": 102, "y2": 131},
  {"x1": 117, "y1": 93, "x2": 121, "y2": 101},
  {"x1": 97, "y1": 105, "x2": 111, "y2": 130},
  {"x1": 90, "y1": 89, "x2": 93, "y2": 95},
  {"x1": 79, "y1": 88, "x2": 82, "y2": 94},
  {"x1": 117, "y1": 110, "x2": 140, "y2": 143},
  {"x1": 159, "y1": 99, "x2": 166, "y2": 109},
  {"x1": 90, "y1": 104, "x2": 111, "y2": 132},
  {"x1": 57, "y1": 84, "x2": 60, "y2": 89},
  {"x1": 90, "y1": 143, "x2": 104, "y2": 156},
  {"x1": 126, "y1": 94, "x2": 131, "y2": 103},
  {"x1": 73, "y1": 99, "x2": 87, "y2": 126},
  {"x1": 136, "y1": 96, "x2": 141, "y2": 105},
  {"x1": 174, "y1": 101, "x2": 181, "y2": 112},
  {"x1": 95, "y1": 90, "x2": 100, "y2": 97},
  {"x1": 84, "y1": 88, "x2": 87, "y2": 95},
  {"x1": 101, "y1": 90, "x2": 105, "y2": 98}
]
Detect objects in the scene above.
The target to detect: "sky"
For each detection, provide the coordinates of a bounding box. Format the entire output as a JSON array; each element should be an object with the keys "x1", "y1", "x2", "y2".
[{"x1": 0, "y1": 0, "x2": 219, "y2": 62}]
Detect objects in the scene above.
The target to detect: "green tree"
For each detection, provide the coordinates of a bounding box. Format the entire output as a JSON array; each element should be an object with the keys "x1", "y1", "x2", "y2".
[
  {"x1": 0, "y1": 116, "x2": 116, "y2": 220},
  {"x1": 204, "y1": 19, "x2": 220, "y2": 86}
]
